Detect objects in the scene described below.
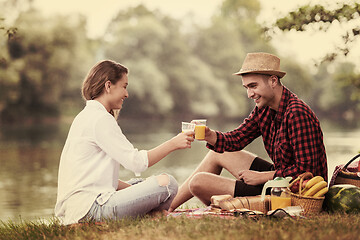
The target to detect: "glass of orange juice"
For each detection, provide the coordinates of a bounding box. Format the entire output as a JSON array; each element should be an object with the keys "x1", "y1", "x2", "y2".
[{"x1": 191, "y1": 119, "x2": 207, "y2": 140}]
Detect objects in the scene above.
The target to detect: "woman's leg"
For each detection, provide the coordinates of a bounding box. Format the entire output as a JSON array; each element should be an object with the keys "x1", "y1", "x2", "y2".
[{"x1": 82, "y1": 173, "x2": 178, "y2": 222}]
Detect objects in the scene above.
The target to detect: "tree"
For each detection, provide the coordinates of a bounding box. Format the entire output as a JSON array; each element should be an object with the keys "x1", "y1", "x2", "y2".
[
  {"x1": 192, "y1": 0, "x2": 312, "y2": 116},
  {"x1": 103, "y1": 5, "x2": 175, "y2": 117},
  {"x1": 104, "y1": 5, "x2": 240, "y2": 119},
  {"x1": 267, "y1": 1, "x2": 360, "y2": 102},
  {"x1": 313, "y1": 62, "x2": 360, "y2": 121},
  {"x1": 0, "y1": 17, "x2": 17, "y2": 78},
  {"x1": 0, "y1": 19, "x2": 17, "y2": 39},
  {"x1": 0, "y1": 9, "x2": 95, "y2": 123},
  {"x1": 268, "y1": 2, "x2": 360, "y2": 63}
]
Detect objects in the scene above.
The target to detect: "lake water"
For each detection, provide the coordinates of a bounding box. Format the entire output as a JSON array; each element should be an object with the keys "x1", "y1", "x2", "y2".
[{"x1": 0, "y1": 118, "x2": 359, "y2": 222}]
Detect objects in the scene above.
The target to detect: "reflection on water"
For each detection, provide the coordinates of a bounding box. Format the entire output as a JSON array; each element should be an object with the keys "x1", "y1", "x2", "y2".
[{"x1": 0, "y1": 118, "x2": 359, "y2": 222}]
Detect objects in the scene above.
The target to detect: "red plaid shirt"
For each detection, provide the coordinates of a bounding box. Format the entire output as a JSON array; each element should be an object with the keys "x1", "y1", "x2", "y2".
[{"x1": 207, "y1": 87, "x2": 328, "y2": 181}]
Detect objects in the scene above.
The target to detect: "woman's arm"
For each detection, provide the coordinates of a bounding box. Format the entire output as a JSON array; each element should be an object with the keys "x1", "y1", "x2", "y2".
[{"x1": 147, "y1": 131, "x2": 194, "y2": 167}]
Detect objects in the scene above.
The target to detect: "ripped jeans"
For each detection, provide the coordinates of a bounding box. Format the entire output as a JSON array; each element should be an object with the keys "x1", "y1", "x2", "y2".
[{"x1": 80, "y1": 174, "x2": 178, "y2": 222}]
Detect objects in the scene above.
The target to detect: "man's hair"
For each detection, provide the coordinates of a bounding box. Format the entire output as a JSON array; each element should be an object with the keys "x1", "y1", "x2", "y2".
[
  {"x1": 82, "y1": 60, "x2": 128, "y2": 100},
  {"x1": 242, "y1": 73, "x2": 282, "y2": 85}
]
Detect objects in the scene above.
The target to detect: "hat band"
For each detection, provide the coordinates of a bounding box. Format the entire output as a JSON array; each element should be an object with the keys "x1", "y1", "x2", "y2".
[{"x1": 241, "y1": 68, "x2": 280, "y2": 72}]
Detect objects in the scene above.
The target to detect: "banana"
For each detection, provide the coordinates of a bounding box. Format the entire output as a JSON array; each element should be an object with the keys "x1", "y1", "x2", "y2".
[
  {"x1": 313, "y1": 187, "x2": 329, "y2": 197},
  {"x1": 304, "y1": 181, "x2": 327, "y2": 197},
  {"x1": 304, "y1": 176, "x2": 324, "y2": 191}
]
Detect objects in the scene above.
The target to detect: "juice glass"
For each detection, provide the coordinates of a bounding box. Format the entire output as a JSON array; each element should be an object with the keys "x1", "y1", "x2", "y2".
[
  {"x1": 182, "y1": 122, "x2": 195, "y2": 136},
  {"x1": 191, "y1": 119, "x2": 207, "y2": 140}
]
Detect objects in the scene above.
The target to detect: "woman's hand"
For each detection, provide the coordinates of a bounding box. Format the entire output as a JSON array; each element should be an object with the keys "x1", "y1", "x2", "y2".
[
  {"x1": 147, "y1": 131, "x2": 194, "y2": 167},
  {"x1": 171, "y1": 131, "x2": 195, "y2": 149}
]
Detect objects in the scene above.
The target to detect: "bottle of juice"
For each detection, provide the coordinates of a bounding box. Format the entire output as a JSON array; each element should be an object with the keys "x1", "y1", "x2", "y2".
[
  {"x1": 261, "y1": 176, "x2": 292, "y2": 211},
  {"x1": 270, "y1": 185, "x2": 291, "y2": 210}
]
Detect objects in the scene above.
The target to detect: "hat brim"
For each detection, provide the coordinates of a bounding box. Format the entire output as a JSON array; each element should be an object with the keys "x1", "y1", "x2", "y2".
[{"x1": 232, "y1": 70, "x2": 286, "y2": 78}]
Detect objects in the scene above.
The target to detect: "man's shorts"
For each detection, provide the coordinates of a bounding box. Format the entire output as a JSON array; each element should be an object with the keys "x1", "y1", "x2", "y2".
[{"x1": 234, "y1": 157, "x2": 275, "y2": 197}]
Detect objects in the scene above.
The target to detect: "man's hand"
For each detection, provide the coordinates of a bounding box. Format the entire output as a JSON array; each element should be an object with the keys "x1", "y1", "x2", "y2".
[
  {"x1": 238, "y1": 170, "x2": 275, "y2": 185},
  {"x1": 204, "y1": 127, "x2": 217, "y2": 146}
]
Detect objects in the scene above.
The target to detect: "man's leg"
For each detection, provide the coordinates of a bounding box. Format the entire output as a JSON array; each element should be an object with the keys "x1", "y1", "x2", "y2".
[{"x1": 169, "y1": 150, "x2": 257, "y2": 211}]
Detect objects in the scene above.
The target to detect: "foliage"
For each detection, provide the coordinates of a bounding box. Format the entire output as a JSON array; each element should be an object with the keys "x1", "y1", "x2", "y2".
[
  {"x1": 272, "y1": 2, "x2": 360, "y2": 62},
  {"x1": 0, "y1": 18, "x2": 17, "y2": 39},
  {"x1": 0, "y1": 0, "x2": 359, "y2": 123},
  {"x1": 310, "y1": 62, "x2": 360, "y2": 121},
  {"x1": 0, "y1": 8, "x2": 95, "y2": 123},
  {"x1": 265, "y1": 1, "x2": 360, "y2": 105},
  {"x1": 220, "y1": 0, "x2": 261, "y2": 20},
  {"x1": 103, "y1": 2, "x2": 272, "y2": 119}
]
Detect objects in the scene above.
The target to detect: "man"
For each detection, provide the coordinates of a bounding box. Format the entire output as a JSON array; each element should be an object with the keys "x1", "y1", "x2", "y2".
[{"x1": 169, "y1": 52, "x2": 327, "y2": 211}]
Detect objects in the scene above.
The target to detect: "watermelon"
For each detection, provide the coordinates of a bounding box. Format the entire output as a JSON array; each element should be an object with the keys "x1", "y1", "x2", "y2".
[{"x1": 323, "y1": 184, "x2": 360, "y2": 213}]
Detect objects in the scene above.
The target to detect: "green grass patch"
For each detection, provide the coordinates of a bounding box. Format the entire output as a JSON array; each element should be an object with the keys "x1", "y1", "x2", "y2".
[{"x1": 1, "y1": 213, "x2": 360, "y2": 240}]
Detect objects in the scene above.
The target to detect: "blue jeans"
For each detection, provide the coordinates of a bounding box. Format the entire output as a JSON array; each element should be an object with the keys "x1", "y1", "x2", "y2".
[{"x1": 80, "y1": 174, "x2": 178, "y2": 222}]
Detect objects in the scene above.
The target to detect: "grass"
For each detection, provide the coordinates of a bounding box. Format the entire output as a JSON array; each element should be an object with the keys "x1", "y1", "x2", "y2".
[{"x1": 1, "y1": 213, "x2": 360, "y2": 240}]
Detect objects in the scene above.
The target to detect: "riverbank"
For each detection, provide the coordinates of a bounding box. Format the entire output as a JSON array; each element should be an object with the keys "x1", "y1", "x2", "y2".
[{"x1": 0, "y1": 118, "x2": 359, "y2": 222}]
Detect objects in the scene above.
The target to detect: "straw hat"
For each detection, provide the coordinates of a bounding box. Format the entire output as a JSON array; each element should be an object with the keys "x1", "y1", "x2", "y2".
[{"x1": 233, "y1": 52, "x2": 286, "y2": 78}]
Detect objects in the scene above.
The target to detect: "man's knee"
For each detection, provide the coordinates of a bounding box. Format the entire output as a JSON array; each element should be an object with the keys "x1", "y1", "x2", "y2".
[
  {"x1": 188, "y1": 172, "x2": 209, "y2": 196},
  {"x1": 205, "y1": 150, "x2": 222, "y2": 161}
]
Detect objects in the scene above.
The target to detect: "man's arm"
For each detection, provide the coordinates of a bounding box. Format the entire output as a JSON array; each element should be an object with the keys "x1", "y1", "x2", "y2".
[
  {"x1": 204, "y1": 127, "x2": 217, "y2": 146},
  {"x1": 204, "y1": 109, "x2": 262, "y2": 153},
  {"x1": 238, "y1": 170, "x2": 275, "y2": 185}
]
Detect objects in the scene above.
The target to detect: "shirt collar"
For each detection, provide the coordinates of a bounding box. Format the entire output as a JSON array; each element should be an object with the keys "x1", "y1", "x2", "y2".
[
  {"x1": 86, "y1": 100, "x2": 108, "y2": 113},
  {"x1": 274, "y1": 86, "x2": 292, "y2": 123}
]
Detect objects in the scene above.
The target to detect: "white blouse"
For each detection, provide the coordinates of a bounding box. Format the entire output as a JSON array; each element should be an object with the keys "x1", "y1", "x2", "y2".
[{"x1": 54, "y1": 100, "x2": 148, "y2": 225}]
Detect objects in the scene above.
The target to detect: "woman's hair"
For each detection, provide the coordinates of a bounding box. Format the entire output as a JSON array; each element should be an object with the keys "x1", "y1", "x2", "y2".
[{"x1": 82, "y1": 60, "x2": 128, "y2": 100}]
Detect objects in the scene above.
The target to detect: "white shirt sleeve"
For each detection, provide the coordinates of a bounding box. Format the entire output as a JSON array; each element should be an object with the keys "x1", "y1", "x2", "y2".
[{"x1": 93, "y1": 114, "x2": 148, "y2": 175}]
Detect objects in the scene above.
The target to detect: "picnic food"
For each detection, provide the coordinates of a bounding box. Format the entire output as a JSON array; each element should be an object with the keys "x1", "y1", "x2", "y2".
[
  {"x1": 313, "y1": 187, "x2": 329, "y2": 197},
  {"x1": 303, "y1": 180, "x2": 328, "y2": 197},
  {"x1": 323, "y1": 184, "x2": 360, "y2": 213},
  {"x1": 210, "y1": 194, "x2": 232, "y2": 207},
  {"x1": 289, "y1": 173, "x2": 328, "y2": 197},
  {"x1": 303, "y1": 176, "x2": 324, "y2": 192},
  {"x1": 289, "y1": 172, "x2": 313, "y2": 193},
  {"x1": 211, "y1": 195, "x2": 270, "y2": 213}
]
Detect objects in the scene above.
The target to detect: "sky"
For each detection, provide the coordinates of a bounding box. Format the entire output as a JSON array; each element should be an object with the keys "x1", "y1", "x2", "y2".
[{"x1": 8, "y1": 0, "x2": 360, "y2": 70}]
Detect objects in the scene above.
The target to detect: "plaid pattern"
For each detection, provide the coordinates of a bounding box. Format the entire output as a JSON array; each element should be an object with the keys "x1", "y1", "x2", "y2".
[{"x1": 207, "y1": 87, "x2": 328, "y2": 181}]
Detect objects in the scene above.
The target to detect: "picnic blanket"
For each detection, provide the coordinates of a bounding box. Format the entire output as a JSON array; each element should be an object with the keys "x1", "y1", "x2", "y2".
[
  {"x1": 167, "y1": 206, "x2": 264, "y2": 219},
  {"x1": 167, "y1": 206, "x2": 303, "y2": 219}
]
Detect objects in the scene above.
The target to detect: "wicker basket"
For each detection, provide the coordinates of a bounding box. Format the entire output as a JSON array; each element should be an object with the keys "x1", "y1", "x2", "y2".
[
  {"x1": 288, "y1": 172, "x2": 325, "y2": 215},
  {"x1": 289, "y1": 192, "x2": 324, "y2": 215},
  {"x1": 333, "y1": 154, "x2": 360, "y2": 187}
]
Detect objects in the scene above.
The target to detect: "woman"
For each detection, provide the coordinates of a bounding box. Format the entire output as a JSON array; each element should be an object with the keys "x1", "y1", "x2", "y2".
[{"x1": 55, "y1": 60, "x2": 194, "y2": 225}]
